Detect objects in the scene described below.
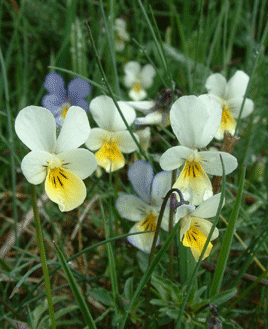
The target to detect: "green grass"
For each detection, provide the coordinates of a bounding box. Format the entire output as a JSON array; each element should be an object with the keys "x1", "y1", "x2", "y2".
[{"x1": 1, "y1": 0, "x2": 268, "y2": 328}]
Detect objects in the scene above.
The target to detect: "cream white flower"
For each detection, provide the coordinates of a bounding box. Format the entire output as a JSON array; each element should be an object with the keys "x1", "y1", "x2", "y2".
[
  {"x1": 116, "y1": 160, "x2": 172, "y2": 253},
  {"x1": 176, "y1": 193, "x2": 222, "y2": 261},
  {"x1": 160, "y1": 95, "x2": 238, "y2": 205},
  {"x1": 85, "y1": 96, "x2": 139, "y2": 172},
  {"x1": 115, "y1": 18, "x2": 130, "y2": 52},
  {"x1": 205, "y1": 70, "x2": 254, "y2": 139},
  {"x1": 124, "y1": 62, "x2": 156, "y2": 101},
  {"x1": 15, "y1": 106, "x2": 97, "y2": 212}
]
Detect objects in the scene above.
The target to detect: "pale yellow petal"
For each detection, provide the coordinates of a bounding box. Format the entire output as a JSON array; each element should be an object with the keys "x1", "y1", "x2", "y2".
[
  {"x1": 95, "y1": 141, "x2": 125, "y2": 172},
  {"x1": 45, "y1": 167, "x2": 86, "y2": 212},
  {"x1": 173, "y1": 158, "x2": 213, "y2": 205}
]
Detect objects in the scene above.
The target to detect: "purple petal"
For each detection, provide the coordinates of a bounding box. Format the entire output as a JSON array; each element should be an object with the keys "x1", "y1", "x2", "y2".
[
  {"x1": 151, "y1": 170, "x2": 172, "y2": 205},
  {"x1": 67, "y1": 78, "x2": 91, "y2": 103},
  {"x1": 128, "y1": 160, "x2": 154, "y2": 203},
  {"x1": 42, "y1": 94, "x2": 65, "y2": 114},
  {"x1": 44, "y1": 72, "x2": 66, "y2": 98},
  {"x1": 73, "y1": 98, "x2": 89, "y2": 111}
]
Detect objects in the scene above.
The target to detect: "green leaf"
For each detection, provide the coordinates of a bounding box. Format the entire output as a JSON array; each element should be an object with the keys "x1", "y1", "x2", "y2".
[
  {"x1": 210, "y1": 288, "x2": 237, "y2": 306},
  {"x1": 88, "y1": 287, "x2": 114, "y2": 307}
]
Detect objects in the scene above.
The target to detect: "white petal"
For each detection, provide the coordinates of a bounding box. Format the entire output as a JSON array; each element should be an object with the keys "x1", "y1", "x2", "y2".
[
  {"x1": 160, "y1": 146, "x2": 193, "y2": 171},
  {"x1": 205, "y1": 73, "x2": 227, "y2": 98},
  {"x1": 151, "y1": 171, "x2": 172, "y2": 205},
  {"x1": 170, "y1": 95, "x2": 222, "y2": 148},
  {"x1": 90, "y1": 96, "x2": 136, "y2": 131},
  {"x1": 55, "y1": 106, "x2": 90, "y2": 153},
  {"x1": 85, "y1": 128, "x2": 108, "y2": 151},
  {"x1": 228, "y1": 98, "x2": 254, "y2": 119},
  {"x1": 129, "y1": 88, "x2": 147, "y2": 101},
  {"x1": 140, "y1": 64, "x2": 156, "y2": 88},
  {"x1": 116, "y1": 194, "x2": 149, "y2": 221},
  {"x1": 127, "y1": 101, "x2": 155, "y2": 113},
  {"x1": 135, "y1": 112, "x2": 162, "y2": 125},
  {"x1": 180, "y1": 217, "x2": 192, "y2": 240},
  {"x1": 199, "y1": 151, "x2": 238, "y2": 175},
  {"x1": 15, "y1": 106, "x2": 56, "y2": 152},
  {"x1": 192, "y1": 193, "x2": 223, "y2": 218},
  {"x1": 226, "y1": 70, "x2": 249, "y2": 100},
  {"x1": 21, "y1": 150, "x2": 52, "y2": 184},
  {"x1": 58, "y1": 149, "x2": 97, "y2": 179},
  {"x1": 127, "y1": 222, "x2": 159, "y2": 254},
  {"x1": 124, "y1": 61, "x2": 141, "y2": 87},
  {"x1": 112, "y1": 131, "x2": 139, "y2": 153},
  {"x1": 175, "y1": 204, "x2": 195, "y2": 222}
]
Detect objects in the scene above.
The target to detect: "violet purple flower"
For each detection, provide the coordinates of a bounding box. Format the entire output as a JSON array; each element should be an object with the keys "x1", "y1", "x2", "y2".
[
  {"x1": 42, "y1": 72, "x2": 91, "y2": 126},
  {"x1": 116, "y1": 160, "x2": 172, "y2": 253}
]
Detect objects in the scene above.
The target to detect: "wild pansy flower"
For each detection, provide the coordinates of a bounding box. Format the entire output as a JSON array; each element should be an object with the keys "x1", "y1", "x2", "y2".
[
  {"x1": 160, "y1": 95, "x2": 238, "y2": 205},
  {"x1": 42, "y1": 72, "x2": 91, "y2": 126},
  {"x1": 15, "y1": 106, "x2": 97, "y2": 212},
  {"x1": 129, "y1": 88, "x2": 182, "y2": 127},
  {"x1": 115, "y1": 18, "x2": 130, "y2": 52},
  {"x1": 124, "y1": 61, "x2": 156, "y2": 101},
  {"x1": 205, "y1": 70, "x2": 254, "y2": 140},
  {"x1": 116, "y1": 160, "x2": 172, "y2": 253},
  {"x1": 85, "y1": 95, "x2": 139, "y2": 172},
  {"x1": 175, "y1": 193, "x2": 222, "y2": 261}
]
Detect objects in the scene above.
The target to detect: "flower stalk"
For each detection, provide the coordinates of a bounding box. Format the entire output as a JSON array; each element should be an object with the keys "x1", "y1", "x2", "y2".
[{"x1": 31, "y1": 185, "x2": 56, "y2": 329}]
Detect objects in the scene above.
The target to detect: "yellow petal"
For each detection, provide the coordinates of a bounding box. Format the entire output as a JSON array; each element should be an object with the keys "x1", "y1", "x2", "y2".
[
  {"x1": 128, "y1": 213, "x2": 158, "y2": 253},
  {"x1": 45, "y1": 167, "x2": 86, "y2": 212},
  {"x1": 95, "y1": 141, "x2": 125, "y2": 172},
  {"x1": 173, "y1": 158, "x2": 212, "y2": 205},
  {"x1": 182, "y1": 226, "x2": 213, "y2": 261},
  {"x1": 216, "y1": 106, "x2": 237, "y2": 139},
  {"x1": 141, "y1": 213, "x2": 157, "y2": 231}
]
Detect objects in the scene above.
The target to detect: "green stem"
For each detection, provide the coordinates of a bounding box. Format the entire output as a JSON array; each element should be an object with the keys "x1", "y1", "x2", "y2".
[
  {"x1": 145, "y1": 188, "x2": 184, "y2": 324},
  {"x1": 31, "y1": 185, "x2": 56, "y2": 329},
  {"x1": 168, "y1": 170, "x2": 177, "y2": 282}
]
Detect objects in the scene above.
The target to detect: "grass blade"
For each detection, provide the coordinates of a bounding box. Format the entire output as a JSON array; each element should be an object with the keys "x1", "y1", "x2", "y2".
[{"x1": 54, "y1": 243, "x2": 97, "y2": 329}]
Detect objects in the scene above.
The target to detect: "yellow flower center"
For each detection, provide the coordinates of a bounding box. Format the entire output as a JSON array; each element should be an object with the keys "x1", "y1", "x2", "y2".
[
  {"x1": 173, "y1": 152, "x2": 212, "y2": 205},
  {"x1": 183, "y1": 225, "x2": 213, "y2": 260},
  {"x1": 133, "y1": 83, "x2": 142, "y2": 92},
  {"x1": 217, "y1": 102, "x2": 237, "y2": 136},
  {"x1": 95, "y1": 141, "x2": 125, "y2": 172},
  {"x1": 45, "y1": 166, "x2": 86, "y2": 212},
  {"x1": 60, "y1": 102, "x2": 71, "y2": 119},
  {"x1": 141, "y1": 213, "x2": 157, "y2": 231},
  {"x1": 182, "y1": 159, "x2": 203, "y2": 179}
]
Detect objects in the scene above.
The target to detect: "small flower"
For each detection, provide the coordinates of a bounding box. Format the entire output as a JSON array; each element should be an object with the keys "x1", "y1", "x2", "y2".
[
  {"x1": 15, "y1": 106, "x2": 97, "y2": 212},
  {"x1": 124, "y1": 61, "x2": 156, "y2": 101},
  {"x1": 175, "y1": 193, "x2": 222, "y2": 261},
  {"x1": 85, "y1": 95, "x2": 139, "y2": 172},
  {"x1": 160, "y1": 95, "x2": 238, "y2": 205},
  {"x1": 205, "y1": 70, "x2": 254, "y2": 139},
  {"x1": 115, "y1": 18, "x2": 130, "y2": 52},
  {"x1": 42, "y1": 72, "x2": 91, "y2": 126},
  {"x1": 116, "y1": 160, "x2": 172, "y2": 253},
  {"x1": 129, "y1": 88, "x2": 182, "y2": 127}
]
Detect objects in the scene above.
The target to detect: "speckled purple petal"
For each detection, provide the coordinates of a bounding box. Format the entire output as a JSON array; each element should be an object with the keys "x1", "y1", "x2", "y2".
[
  {"x1": 67, "y1": 78, "x2": 91, "y2": 104},
  {"x1": 44, "y1": 72, "x2": 66, "y2": 98},
  {"x1": 73, "y1": 98, "x2": 89, "y2": 111},
  {"x1": 42, "y1": 94, "x2": 65, "y2": 114},
  {"x1": 128, "y1": 160, "x2": 154, "y2": 203}
]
